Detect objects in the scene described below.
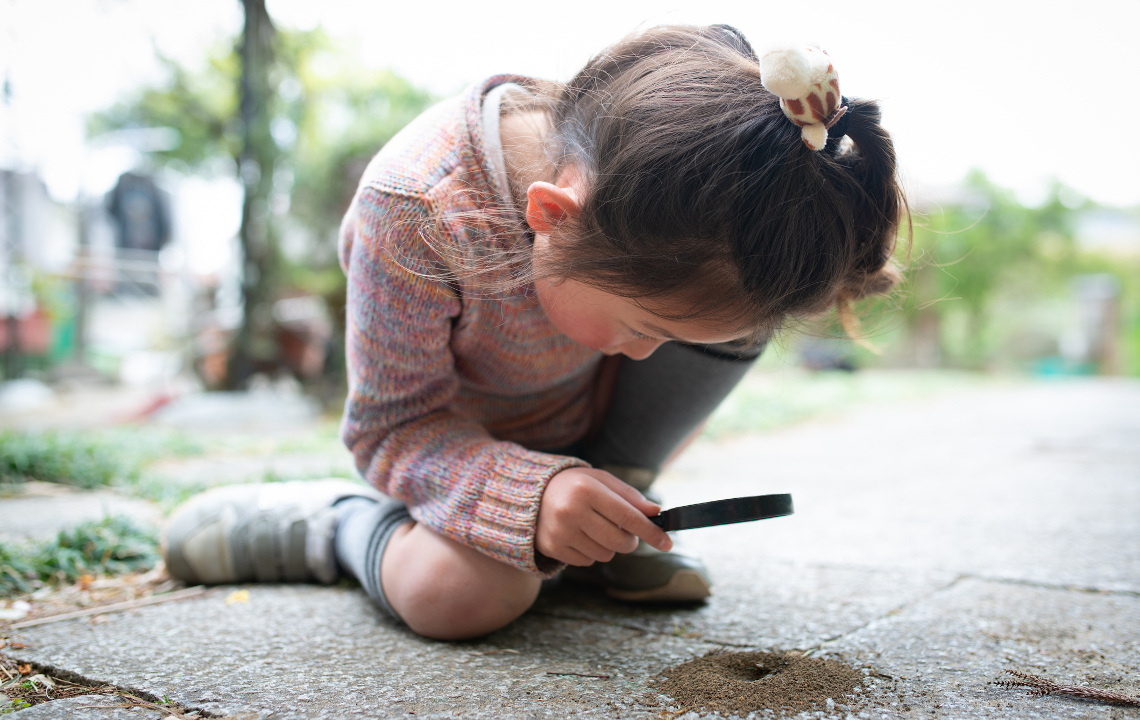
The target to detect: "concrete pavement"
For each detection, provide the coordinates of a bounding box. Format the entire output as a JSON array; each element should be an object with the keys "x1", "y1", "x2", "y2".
[{"x1": 2, "y1": 376, "x2": 1138, "y2": 718}]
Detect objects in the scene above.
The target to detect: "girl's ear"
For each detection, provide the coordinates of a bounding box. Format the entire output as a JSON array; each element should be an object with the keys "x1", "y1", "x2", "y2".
[{"x1": 525, "y1": 181, "x2": 581, "y2": 233}]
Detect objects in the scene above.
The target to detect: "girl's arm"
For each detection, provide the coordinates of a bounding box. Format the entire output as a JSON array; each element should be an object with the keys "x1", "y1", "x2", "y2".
[{"x1": 340, "y1": 187, "x2": 590, "y2": 577}]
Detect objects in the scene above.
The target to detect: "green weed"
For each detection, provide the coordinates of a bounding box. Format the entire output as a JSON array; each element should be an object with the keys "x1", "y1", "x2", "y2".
[
  {"x1": 0, "y1": 516, "x2": 160, "y2": 596},
  {"x1": 35, "y1": 516, "x2": 160, "y2": 584},
  {"x1": 0, "y1": 542, "x2": 37, "y2": 596},
  {"x1": 0, "y1": 431, "x2": 128, "y2": 489}
]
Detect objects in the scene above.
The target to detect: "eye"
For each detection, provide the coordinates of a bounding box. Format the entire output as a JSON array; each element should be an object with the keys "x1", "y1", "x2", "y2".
[{"x1": 628, "y1": 328, "x2": 653, "y2": 340}]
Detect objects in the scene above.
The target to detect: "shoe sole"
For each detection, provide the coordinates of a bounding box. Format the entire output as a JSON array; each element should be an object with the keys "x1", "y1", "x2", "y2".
[{"x1": 605, "y1": 569, "x2": 711, "y2": 603}]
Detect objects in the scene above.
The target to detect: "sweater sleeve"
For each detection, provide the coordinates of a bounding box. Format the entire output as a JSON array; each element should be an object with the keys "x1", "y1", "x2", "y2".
[{"x1": 339, "y1": 186, "x2": 584, "y2": 577}]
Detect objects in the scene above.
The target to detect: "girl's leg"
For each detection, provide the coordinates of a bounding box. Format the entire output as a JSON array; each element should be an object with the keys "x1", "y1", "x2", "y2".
[
  {"x1": 574, "y1": 340, "x2": 764, "y2": 601},
  {"x1": 334, "y1": 499, "x2": 540, "y2": 640},
  {"x1": 584, "y1": 340, "x2": 763, "y2": 474},
  {"x1": 386, "y1": 523, "x2": 541, "y2": 639},
  {"x1": 164, "y1": 481, "x2": 539, "y2": 641}
]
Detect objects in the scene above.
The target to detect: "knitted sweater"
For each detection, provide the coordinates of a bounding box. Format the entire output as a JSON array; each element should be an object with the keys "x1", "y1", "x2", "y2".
[{"x1": 338, "y1": 76, "x2": 598, "y2": 578}]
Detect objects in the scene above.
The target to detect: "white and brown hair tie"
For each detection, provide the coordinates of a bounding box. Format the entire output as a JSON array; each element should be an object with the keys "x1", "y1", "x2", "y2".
[{"x1": 760, "y1": 46, "x2": 849, "y2": 151}]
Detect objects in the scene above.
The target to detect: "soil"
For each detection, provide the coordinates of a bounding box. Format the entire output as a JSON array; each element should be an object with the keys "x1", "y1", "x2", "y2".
[{"x1": 653, "y1": 650, "x2": 863, "y2": 717}]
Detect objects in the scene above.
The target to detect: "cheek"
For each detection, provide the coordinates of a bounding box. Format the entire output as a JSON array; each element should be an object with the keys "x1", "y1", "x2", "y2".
[
  {"x1": 535, "y1": 285, "x2": 620, "y2": 351},
  {"x1": 544, "y1": 302, "x2": 616, "y2": 350}
]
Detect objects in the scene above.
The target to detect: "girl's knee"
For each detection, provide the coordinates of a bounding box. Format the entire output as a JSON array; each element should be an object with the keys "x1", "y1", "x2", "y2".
[{"x1": 382, "y1": 524, "x2": 541, "y2": 640}]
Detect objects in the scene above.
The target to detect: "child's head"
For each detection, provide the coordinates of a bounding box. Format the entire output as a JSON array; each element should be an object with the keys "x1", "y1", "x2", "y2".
[{"x1": 528, "y1": 24, "x2": 905, "y2": 344}]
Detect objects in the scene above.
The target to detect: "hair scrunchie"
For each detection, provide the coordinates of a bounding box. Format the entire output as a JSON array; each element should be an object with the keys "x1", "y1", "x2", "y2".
[{"x1": 759, "y1": 46, "x2": 849, "y2": 151}]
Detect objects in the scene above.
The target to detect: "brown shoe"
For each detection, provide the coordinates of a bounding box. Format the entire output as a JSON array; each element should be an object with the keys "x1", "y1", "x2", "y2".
[{"x1": 563, "y1": 539, "x2": 711, "y2": 602}]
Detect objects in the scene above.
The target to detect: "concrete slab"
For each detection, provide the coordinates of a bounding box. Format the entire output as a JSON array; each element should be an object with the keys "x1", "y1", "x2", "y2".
[
  {"x1": 6, "y1": 584, "x2": 714, "y2": 720},
  {"x1": 0, "y1": 482, "x2": 162, "y2": 544},
  {"x1": 3, "y1": 377, "x2": 1139, "y2": 719},
  {"x1": 663, "y1": 377, "x2": 1140, "y2": 592},
  {"x1": 825, "y1": 577, "x2": 1140, "y2": 719}
]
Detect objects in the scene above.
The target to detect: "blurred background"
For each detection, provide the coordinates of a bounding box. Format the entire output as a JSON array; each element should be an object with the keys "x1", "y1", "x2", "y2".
[{"x1": 2, "y1": 0, "x2": 1138, "y2": 423}]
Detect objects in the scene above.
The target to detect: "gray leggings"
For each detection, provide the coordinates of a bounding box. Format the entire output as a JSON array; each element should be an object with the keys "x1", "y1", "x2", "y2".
[
  {"x1": 335, "y1": 340, "x2": 762, "y2": 619},
  {"x1": 577, "y1": 340, "x2": 761, "y2": 471}
]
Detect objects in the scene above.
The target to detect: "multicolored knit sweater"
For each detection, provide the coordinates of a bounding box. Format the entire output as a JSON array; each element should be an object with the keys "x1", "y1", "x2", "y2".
[{"x1": 338, "y1": 76, "x2": 598, "y2": 578}]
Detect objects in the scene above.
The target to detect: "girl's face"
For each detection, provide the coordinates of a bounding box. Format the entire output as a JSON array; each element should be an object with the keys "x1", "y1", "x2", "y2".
[
  {"x1": 526, "y1": 179, "x2": 748, "y2": 359},
  {"x1": 532, "y1": 275, "x2": 748, "y2": 360}
]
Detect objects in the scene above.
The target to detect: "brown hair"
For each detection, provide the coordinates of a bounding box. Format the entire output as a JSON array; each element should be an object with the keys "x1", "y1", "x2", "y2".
[{"x1": 534, "y1": 24, "x2": 906, "y2": 342}]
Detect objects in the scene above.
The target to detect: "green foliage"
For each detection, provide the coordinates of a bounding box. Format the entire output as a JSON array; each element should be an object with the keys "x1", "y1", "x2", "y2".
[
  {"x1": 88, "y1": 51, "x2": 241, "y2": 174},
  {"x1": 912, "y1": 172, "x2": 1077, "y2": 319},
  {"x1": 34, "y1": 516, "x2": 160, "y2": 584},
  {"x1": 0, "y1": 431, "x2": 129, "y2": 489},
  {"x1": 2, "y1": 699, "x2": 33, "y2": 713},
  {"x1": 0, "y1": 541, "x2": 37, "y2": 595},
  {"x1": 87, "y1": 26, "x2": 434, "y2": 293},
  {"x1": 0, "y1": 429, "x2": 202, "y2": 490},
  {"x1": 0, "y1": 517, "x2": 160, "y2": 597},
  {"x1": 890, "y1": 171, "x2": 1140, "y2": 373}
]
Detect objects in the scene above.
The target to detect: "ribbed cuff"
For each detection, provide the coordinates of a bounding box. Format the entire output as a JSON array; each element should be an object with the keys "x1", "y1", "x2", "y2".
[{"x1": 465, "y1": 445, "x2": 588, "y2": 578}]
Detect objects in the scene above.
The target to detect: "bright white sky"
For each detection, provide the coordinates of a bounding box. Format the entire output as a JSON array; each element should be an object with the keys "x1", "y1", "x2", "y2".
[{"x1": 3, "y1": 0, "x2": 1139, "y2": 210}]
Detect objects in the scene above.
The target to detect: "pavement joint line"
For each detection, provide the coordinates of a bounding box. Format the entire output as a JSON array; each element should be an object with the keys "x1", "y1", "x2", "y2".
[
  {"x1": 805, "y1": 569, "x2": 1140, "y2": 659},
  {"x1": 958, "y1": 574, "x2": 1140, "y2": 596},
  {"x1": 803, "y1": 574, "x2": 971, "y2": 656},
  {"x1": 0, "y1": 655, "x2": 222, "y2": 719}
]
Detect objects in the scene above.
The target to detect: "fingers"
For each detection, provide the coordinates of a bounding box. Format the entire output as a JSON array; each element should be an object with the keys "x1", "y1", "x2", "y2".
[
  {"x1": 538, "y1": 507, "x2": 634, "y2": 566},
  {"x1": 588, "y1": 473, "x2": 673, "y2": 553},
  {"x1": 579, "y1": 510, "x2": 639, "y2": 556},
  {"x1": 594, "y1": 495, "x2": 672, "y2": 553},
  {"x1": 536, "y1": 467, "x2": 674, "y2": 566},
  {"x1": 599, "y1": 473, "x2": 661, "y2": 516}
]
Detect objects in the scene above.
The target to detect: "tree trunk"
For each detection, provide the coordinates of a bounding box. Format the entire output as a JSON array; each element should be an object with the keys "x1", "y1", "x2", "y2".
[{"x1": 226, "y1": 0, "x2": 279, "y2": 389}]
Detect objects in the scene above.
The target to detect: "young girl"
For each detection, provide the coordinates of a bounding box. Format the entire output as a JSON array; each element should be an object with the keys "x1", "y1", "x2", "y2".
[{"x1": 163, "y1": 24, "x2": 904, "y2": 641}]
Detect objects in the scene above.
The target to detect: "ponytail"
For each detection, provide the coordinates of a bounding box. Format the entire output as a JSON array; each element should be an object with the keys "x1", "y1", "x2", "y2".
[
  {"x1": 533, "y1": 25, "x2": 907, "y2": 340},
  {"x1": 827, "y1": 98, "x2": 908, "y2": 341}
]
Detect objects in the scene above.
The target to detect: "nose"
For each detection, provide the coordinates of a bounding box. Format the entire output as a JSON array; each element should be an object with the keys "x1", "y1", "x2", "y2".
[{"x1": 620, "y1": 338, "x2": 666, "y2": 360}]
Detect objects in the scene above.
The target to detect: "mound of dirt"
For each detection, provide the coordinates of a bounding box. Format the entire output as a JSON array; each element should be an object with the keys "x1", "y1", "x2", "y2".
[{"x1": 654, "y1": 650, "x2": 863, "y2": 717}]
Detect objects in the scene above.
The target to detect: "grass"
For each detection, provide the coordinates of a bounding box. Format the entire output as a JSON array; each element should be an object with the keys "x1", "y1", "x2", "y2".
[
  {"x1": 0, "y1": 428, "x2": 204, "y2": 491},
  {"x1": 0, "y1": 544, "x2": 37, "y2": 596},
  {"x1": 0, "y1": 516, "x2": 160, "y2": 596},
  {"x1": 0, "y1": 431, "x2": 132, "y2": 490},
  {"x1": 0, "y1": 420, "x2": 351, "y2": 596},
  {"x1": 0, "y1": 423, "x2": 353, "y2": 509}
]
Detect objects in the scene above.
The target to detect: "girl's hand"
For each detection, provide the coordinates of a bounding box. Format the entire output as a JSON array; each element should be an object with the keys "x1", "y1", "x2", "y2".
[{"x1": 536, "y1": 467, "x2": 673, "y2": 566}]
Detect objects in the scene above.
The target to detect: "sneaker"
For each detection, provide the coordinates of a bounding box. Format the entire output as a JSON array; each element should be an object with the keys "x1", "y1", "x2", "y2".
[
  {"x1": 163, "y1": 479, "x2": 382, "y2": 586},
  {"x1": 563, "y1": 539, "x2": 712, "y2": 602}
]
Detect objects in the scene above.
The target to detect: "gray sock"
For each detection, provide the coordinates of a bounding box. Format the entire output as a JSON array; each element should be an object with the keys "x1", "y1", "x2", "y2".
[{"x1": 334, "y1": 497, "x2": 413, "y2": 622}]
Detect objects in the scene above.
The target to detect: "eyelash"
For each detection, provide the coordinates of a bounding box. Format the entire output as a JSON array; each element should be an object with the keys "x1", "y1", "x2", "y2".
[{"x1": 629, "y1": 329, "x2": 653, "y2": 340}]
